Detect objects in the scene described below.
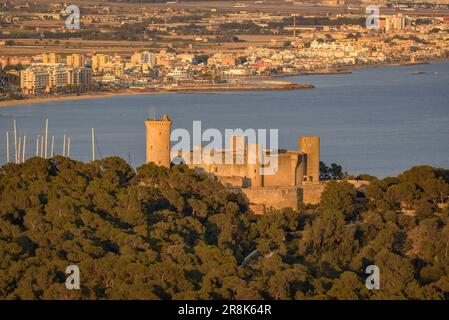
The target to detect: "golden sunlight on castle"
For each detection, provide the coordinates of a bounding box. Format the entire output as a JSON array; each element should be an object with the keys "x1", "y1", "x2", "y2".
[{"x1": 145, "y1": 115, "x2": 325, "y2": 214}]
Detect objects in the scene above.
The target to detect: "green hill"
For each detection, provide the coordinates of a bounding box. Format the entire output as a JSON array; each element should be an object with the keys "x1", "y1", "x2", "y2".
[{"x1": 0, "y1": 156, "x2": 448, "y2": 299}]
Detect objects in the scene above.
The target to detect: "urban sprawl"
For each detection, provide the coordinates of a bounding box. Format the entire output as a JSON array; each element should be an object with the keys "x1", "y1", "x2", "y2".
[{"x1": 0, "y1": 0, "x2": 448, "y2": 99}]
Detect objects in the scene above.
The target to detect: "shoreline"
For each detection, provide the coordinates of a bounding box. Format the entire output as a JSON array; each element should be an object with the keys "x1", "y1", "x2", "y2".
[
  {"x1": 0, "y1": 82, "x2": 314, "y2": 108},
  {"x1": 0, "y1": 91, "x2": 159, "y2": 108},
  {"x1": 0, "y1": 59, "x2": 446, "y2": 109},
  {"x1": 161, "y1": 82, "x2": 314, "y2": 93}
]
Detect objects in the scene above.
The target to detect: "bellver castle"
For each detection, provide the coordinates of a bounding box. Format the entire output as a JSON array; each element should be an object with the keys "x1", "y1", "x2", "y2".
[{"x1": 145, "y1": 114, "x2": 327, "y2": 213}]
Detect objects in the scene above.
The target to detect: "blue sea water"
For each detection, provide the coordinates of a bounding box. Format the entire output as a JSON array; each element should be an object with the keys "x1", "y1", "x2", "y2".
[{"x1": 0, "y1": 61, "x2": 448, "y2": 178}]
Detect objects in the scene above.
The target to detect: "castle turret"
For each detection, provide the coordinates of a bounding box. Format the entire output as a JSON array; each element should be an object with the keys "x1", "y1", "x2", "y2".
[
  {"x1": 145, "y1": 114, "x2": 172, "y2": 167},
  {"x1": 247, "y1": 143, "x2": 263, "y2": 187},
  {"x1": 299, "y1": 136, "x2": 320, "y2": 183},
  {"x1": 229, "y1": 135, "x2": 246, "y2": 164}
]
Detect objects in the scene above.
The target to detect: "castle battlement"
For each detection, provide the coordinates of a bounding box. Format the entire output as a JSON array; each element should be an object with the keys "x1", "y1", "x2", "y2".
[{"x1": 145, "y1": 120, "x2": 172, "y2": 126}]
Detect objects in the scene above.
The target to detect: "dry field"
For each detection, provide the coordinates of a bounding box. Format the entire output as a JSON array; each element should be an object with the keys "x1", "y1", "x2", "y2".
[
  {"x1": 6, "y1": 0, "x2": 448, "y2": 16},
  {"x1": 2, "y1": 32, "x2": 289, "y2": 56},
  {"x1": 2, "y1": 0, "x2": 448, "y2": 57}
]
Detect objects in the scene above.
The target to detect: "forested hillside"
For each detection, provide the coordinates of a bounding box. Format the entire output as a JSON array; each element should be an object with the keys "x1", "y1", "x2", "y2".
[{"x1": 0, "y1": 156, "x2": 448, "y2": 299}]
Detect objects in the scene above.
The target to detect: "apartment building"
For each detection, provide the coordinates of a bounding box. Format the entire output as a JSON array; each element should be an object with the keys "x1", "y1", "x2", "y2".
[
  {"x1": 49, "y1": 67, "x2": 68, "y2": 88},
  {"x1": 42, "y1": 53, "x2": 62, "y2": 64},
  {"x1": 20, "y1": 68, "x2": 50, "y2": 94},
  {"x1": 92, "y1": 54, "x2": 111, "y2": 73},
  {"x1": 66, "y1": 54, "x2": 86, "y2": 68},
  {"x1": 67, "y1": 68, "x2": 93, "y2": 86},
  {"x1": 131, "y1": 51, "x2": 156, "y2": 66},
  {"x1": 20, "y1": 64, "x2": 92, "y2": 95}
]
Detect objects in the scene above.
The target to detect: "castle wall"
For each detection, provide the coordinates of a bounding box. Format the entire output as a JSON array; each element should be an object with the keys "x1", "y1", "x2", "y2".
[
  {"x1": 183, "y1": 134, "x2": 318, "y2": 190},
  {"x1": 247, "y1": 144, "x2": 262, "y2": 187},
  {"x1": 218, "y1": 176, "x2": 246, "y2": 188},
  {"x1": 241, "y1": 186, "x2": 300, "y2": 212},
  {"x1": 299, "y1": 183, "x2": 326, "y2": 205},
  {"x1": 263, "y1": 153, "x2": 294, "y2": 187},
  {"x1": 238, "y1": 183, "x2": 326, "y2": 214},
  {"x1": 201, "y1": 150, "x2": 309, "y2": 189},
  {"x1": 211, "y1": 162, "x2": 249, "y2": 181},
  {"x1": 262, "y1": 152, "x2": 307, "y2": 187},
  {"x1": 295, "y1": 154, "x2": 307, "y2": 185}
]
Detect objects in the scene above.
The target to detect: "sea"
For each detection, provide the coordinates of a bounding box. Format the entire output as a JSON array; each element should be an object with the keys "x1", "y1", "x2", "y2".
[{"x1": 1, "y1": 60, "x2": 448, "y2": 178}]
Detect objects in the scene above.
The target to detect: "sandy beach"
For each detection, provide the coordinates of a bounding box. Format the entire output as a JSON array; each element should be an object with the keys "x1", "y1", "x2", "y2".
[
  {"x1": 0, "y1": 91, "x2": 160, "y2": 108},
  {"x1": 0, "y1": 82, "x2": 313, "y2": 108}
]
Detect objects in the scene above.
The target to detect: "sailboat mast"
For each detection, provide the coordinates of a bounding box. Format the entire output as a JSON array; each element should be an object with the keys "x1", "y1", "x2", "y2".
[
  {"x1": 22, "y1": 135, "x2": 26, "y2": 163},
  {"x1": 6, "y1": 131, "x2": 9, "y2": 163},
  {"x1": 36, "y1": 135, "x2": 39, "y2": 157},
  {"x1": 63, "y1": 134, "x2": 66, "y2": 157},
  {"x1": 91, "y1": 128, "x2": 95, "y2": 162},
  {"x1": 67, "y1": 137, "x2": 71, "y2": 158},
  {"x1": 51, "y1": 136, "x2": 54, "y2": 157},
  {"x1": 17, "y1": 136, "x2": 21, "y2": 164},
  {"x1": 13, "y1": 119, "x2": 17, "y2": 163},
  {"x1": 44, "y1": 118, "x2": 48, "y2": 159}
]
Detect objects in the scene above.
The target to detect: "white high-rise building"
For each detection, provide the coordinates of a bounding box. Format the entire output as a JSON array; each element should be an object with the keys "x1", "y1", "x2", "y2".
[
  {"x1": 20, "y1": 64, "x2": 93, "y2": 95},
  {"x1": 141, "y1": 51, "x2": 156, "y2": 66},
  {"x1": 20, "y1": 68, "x2": 50, "y2": 94}
]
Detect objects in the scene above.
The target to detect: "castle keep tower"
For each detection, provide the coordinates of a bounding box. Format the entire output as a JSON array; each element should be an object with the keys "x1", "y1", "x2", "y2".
[
  {"x1": 145, "y1": 114, "x2": 172, "y2": 167},
  {"x1": 247, "y1": 143, "x2": 263, "y2": 187},
  {"x1": 299, "y1": 136, "x2": 320, "y2": 183}
]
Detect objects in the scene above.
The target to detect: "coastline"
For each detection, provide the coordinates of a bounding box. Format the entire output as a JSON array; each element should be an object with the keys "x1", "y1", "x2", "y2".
[
  {"x1": 0, "y1": 91, "x2": 159, "y2": 108},
  {"x1": 161, "y1": 82, "x2": 314, "y2": 93},
  {"x1": 0, "y1": 82, "x2": 314, "y2": 108},
  {"x1": 0, "y1": 59, "x2": 445, "y2": 109}
]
